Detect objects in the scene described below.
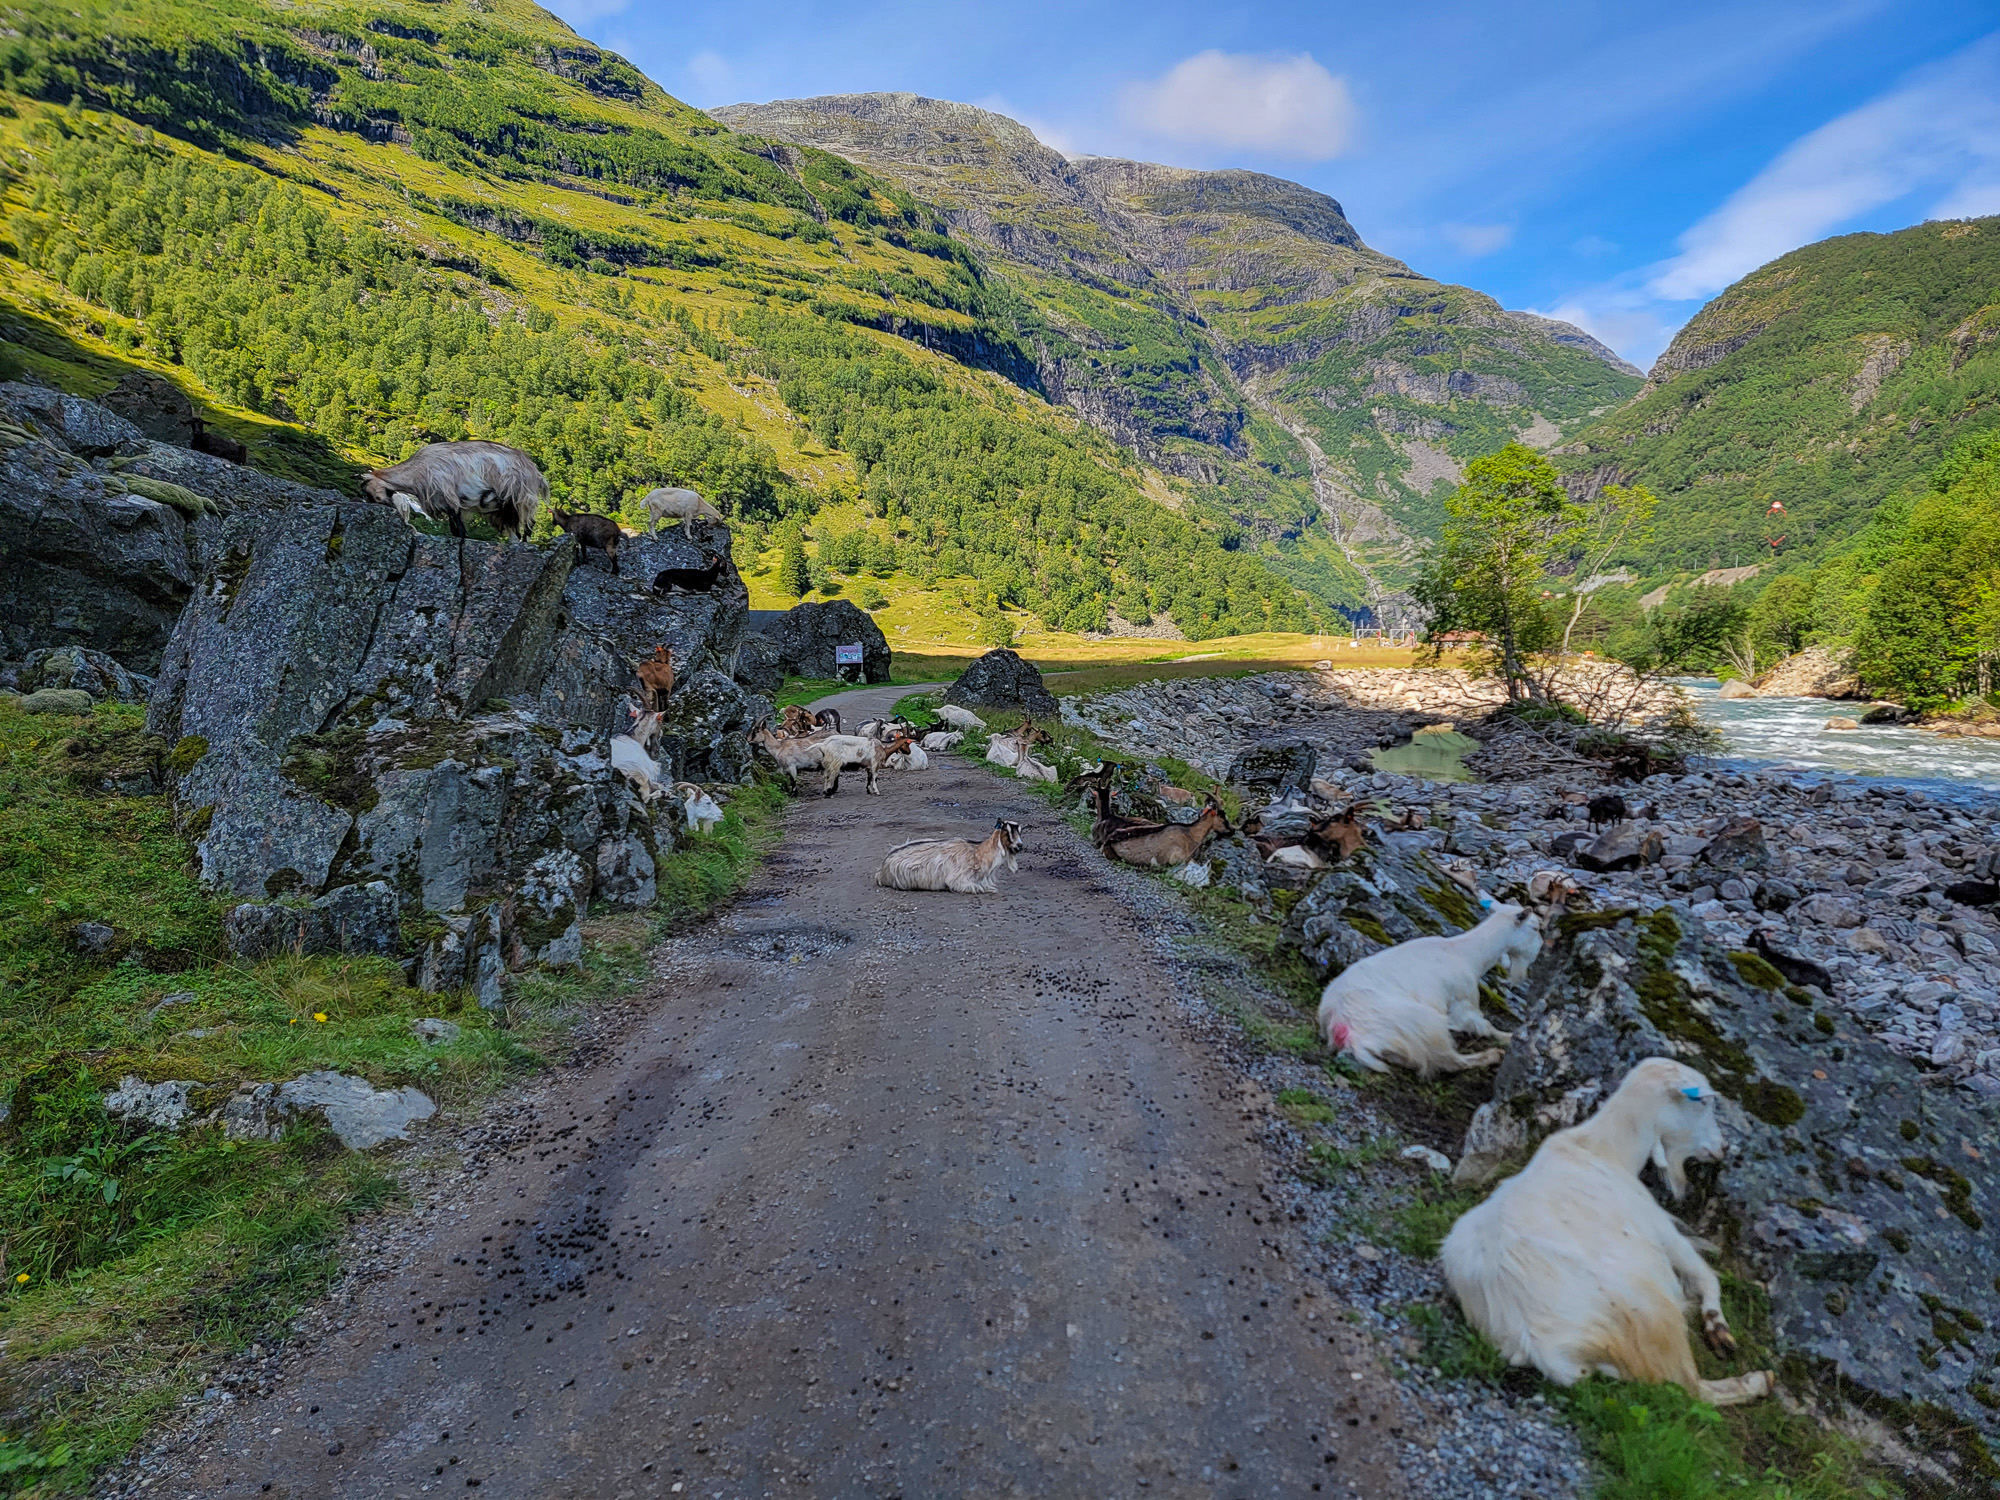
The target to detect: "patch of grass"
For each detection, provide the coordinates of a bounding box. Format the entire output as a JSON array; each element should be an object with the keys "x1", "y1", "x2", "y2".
[
  {"x1": 1301, "y1": 1135, "x2": 1397, "y2": 1185},
  {"x1": 0, "y1": 694, "x2": 796, "y2": 1491},
  {"x1": 1387, "y1": 1182, "x2": 1485, "y2": 1259},
  {"x1": 1407, "y1": 1300, "x2": 1511, "y2": 1383}
]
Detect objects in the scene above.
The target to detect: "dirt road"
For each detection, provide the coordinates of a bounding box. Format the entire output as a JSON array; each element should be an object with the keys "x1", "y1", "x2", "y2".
[{"x1": 174, "y1": 697, "x2": 1407, "y2": 1499}]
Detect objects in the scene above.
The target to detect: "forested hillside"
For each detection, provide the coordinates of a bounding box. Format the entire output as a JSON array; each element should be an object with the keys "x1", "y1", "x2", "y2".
[
  {"x1": 1557, "y1": 216, "x2": 2000, "y2": 573},
  {"x1": 0, "y1": 0, "x2": 1319, "y2": 638},
  {"x1": 713, "y1": 93, "x2": 1644, "y2": 618}
]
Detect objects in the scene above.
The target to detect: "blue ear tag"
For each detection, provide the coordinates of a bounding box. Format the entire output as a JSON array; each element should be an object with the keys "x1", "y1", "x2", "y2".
[
  {"x1": 1478, "y1": 895, "x2": 1494, "y2": 910},
  {"x1": 1681, "y1": 1086, "x2": 1703, "y2": 1100}
]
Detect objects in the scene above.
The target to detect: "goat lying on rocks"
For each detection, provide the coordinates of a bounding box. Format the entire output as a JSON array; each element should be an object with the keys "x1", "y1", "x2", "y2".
[
  {"x1": 610, "y1": 722, "x2": 666, "y2": 806},
  {"x1": 1318, "y1": 904, "x2": 1539, "y2": 1076},
  {"x1": 1441, "y1": 1058, "x2": 1774, "y2": 1407},
  {"x1": 1101, "y1": 792, "x2": 1230, "y2": 869},
  {"x1": 653, "y1": 550, "x2": 726, "y2": 594},
  {"x1": 362, "y1": 440, "x2": 547, "y2": 541},
  {"x1": 875, "y1": 819, "x2": 1023, "y2": 893}
]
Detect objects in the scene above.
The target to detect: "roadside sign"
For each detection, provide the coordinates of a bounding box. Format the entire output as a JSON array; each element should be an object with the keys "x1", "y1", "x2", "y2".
[{"x1": 835, "y1": 643, "x2": 864, "y2": 665}]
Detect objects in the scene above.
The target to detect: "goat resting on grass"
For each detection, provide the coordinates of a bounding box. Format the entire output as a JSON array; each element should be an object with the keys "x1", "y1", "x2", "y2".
[
  {"x1": 1441, "y1": 1058, "x2": 1774, "y2": 1407},
  {"x1": 1318, "y1": 904, "x2": 1539, "y2": 1076},
  {"x1": 875, "y1": 819, "x2": 1023, "y2": 893}
]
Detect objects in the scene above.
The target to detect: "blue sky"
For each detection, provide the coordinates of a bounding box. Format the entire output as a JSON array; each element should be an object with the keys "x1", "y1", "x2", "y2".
[{"x1": 546, "y1": 0, "x2": 2000, "y2": 369}]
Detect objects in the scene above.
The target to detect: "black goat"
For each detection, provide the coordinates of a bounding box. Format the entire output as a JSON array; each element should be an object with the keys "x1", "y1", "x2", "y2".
[
  {"x1": 1586, "y1": 792, "x2": 1628, "y2": 829},
  {"x1": 1943, "y1": 879, "x2": 2000, "y2": 908},
  {"x1": 190, "y1": 417, "x2": 246, "y2": 464},
  {"x1": 1750, "y1": 930, "x2": 1835, "y2": 995},
  {"x1": 814, "y1": 708, "x2": 841, "y2": 733},
  {"x1": 552, "y1": 509, "x2": 623, "y2": 574},
  {"x1": 652, "y1": 550, "x2": 725, "y2": 594}
]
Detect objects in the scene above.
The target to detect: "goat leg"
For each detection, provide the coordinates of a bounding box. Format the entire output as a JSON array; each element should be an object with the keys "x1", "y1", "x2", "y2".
[
  {"x1": 448, "y1": 508, "x2": 469, "y2": 539},
  {"x1": 1699, "y1": 1308, "x2": 1738, "y2": 1355}
]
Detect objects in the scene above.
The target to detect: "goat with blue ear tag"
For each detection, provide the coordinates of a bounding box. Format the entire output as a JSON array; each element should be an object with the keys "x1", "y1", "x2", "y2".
[{"x1": 1442, "y1": 1058, "x2": 1773, "y2": 1407}]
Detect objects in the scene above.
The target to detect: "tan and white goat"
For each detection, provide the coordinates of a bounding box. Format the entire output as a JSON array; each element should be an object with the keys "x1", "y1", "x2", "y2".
[
  {"x1": 1441, "y1": 1058, "x2": 1773, "y2": 1407},
  {"x1": 1318, "y1": 904, "x2": 1539, "y2": 1077},
  {"x1": 874, "y1": 819, "x2": 1024, "y2": 893},
  {"x1": 362, "y1": 441, "x2": 548, "y2": 541}
]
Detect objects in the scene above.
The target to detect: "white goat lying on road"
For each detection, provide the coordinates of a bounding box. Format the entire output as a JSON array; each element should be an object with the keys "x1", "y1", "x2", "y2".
[
  {"x1": 1318, "y1": 904, "x2": 1540, "y2": 1076},
  {"x1": 875, "y1": 820, "x2": 1023, "y2": 893},
  {"x1": 886, "y1": 742, "x2": 929, "y2": 771},
  {"x1": 921, "y1": 730, "x2": 963, "y2": 752},
  {"x1": 1441, "y1": 1058, "x2": 1774, "y2": 1407}
]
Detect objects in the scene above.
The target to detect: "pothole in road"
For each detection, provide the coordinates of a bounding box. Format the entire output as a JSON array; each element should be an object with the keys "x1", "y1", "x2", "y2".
[{"x1": 714, "y1": 924, "x2": 855, "y2": 963}]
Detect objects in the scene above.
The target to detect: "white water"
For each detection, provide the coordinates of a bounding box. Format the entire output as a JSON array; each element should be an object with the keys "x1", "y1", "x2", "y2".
[{"x1": 1685, "y1": 680, "x2": 2000, "y2": 791}]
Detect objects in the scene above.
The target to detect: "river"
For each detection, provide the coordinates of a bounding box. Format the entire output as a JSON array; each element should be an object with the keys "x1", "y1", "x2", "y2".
[{"x1": 1685, "y1": 680, "x2": 2000, "y2": 791}]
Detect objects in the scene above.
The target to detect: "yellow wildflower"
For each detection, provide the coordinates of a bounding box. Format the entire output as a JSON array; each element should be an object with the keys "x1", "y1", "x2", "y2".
[{"x1": 313, "y1": 1012, "x2": 328, "y2": 1023}]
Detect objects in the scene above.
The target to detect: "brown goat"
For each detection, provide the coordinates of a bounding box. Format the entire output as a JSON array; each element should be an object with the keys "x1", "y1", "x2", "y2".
[
  {"x1": 552, "y1": 509, "x2": 624, "y2": 574},
  {"x1": 779, "y1": 704, "x2": 818, "y2": 736},
  {"x1": 634, "y1": 646, "x2": 674, "y2": 710},
  {"x1": 1102, "y1": 793, "x2": 1230, "y2": 869}
]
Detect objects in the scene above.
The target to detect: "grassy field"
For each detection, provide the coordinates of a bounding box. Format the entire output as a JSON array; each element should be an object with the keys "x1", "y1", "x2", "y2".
[{"x1": 0, "y1": 696, "x2": 785, "y2": 1492}]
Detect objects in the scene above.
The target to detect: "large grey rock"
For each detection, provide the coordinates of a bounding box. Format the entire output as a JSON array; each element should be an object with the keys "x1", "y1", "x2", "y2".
[
  {"x1": 1699, "y1": 816, "x2": 1771, "y2": 875},
  {"x1": 1284, "y1": 840, "x2": 1484, "y2": 976},
  {"x1": 223, "y1": 1071, "x2": 435, "y2": 1150},
  {"x1": 1228, "y1": 738, "x2": 1317, "y2": 799},
  {"x1": 731, "y1": 631, "x2": 784, "y2": 695},
  {"x1": 657, "y1": 667, "x2": 771, "y2": 785},
  {"x1": 98, "y1": 370, "x2": 196, "y2": 445},
  {"x1": 223, "y1": 881, "x2": 402, "y2": 960},
  {"x1": 1575, "y1": 819, "x2": 1663, "y2": 872},
  {"x1": 1456, "y1": 908, "x2": 2000, "y2": 1466},
  {"x1": 759, "y1": 599, "x2": 891, "y2": 683},
  {"x1": 18, "y1": 645, "x2": 151, "y2": 703},
  {"x1": 594, "y1": 831, "x2": 658, "y2": 908},
  {"x1": 0, "y1": 382, "x2": 342, "y2": 670},
  {"x1": 103, "y1": 1075, "x2": 199, "y2": 1131},
  {"x1": 944, "y1": 648, "x2": 1058, "y2": 717}
]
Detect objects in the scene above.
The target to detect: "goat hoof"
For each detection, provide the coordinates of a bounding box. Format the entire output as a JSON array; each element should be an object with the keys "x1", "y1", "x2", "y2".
[{"x1": 1702, "y1": 1312, "x2": 1737, "y2": 1354}]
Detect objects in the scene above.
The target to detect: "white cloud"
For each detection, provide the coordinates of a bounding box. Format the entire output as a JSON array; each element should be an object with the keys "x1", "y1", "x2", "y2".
[
  {"x1": 682, "y1": 50, "x2": 735, "y2": 106},
  {"x1": 1118, "y1": 51, "x2": 1356, "y2": 160},
  {"x1": 1531, "y1": 295, "x2": 1683, "y2": 371},
  {"x1": 1648, "y1": 30, "x2": 2000, "y2": 301},
  {"x1": 1441, "y1": 222, "x2": 1514, "y2": 257},
  {"x1": 1572, "y1": 234, "x2": 1620, "y2": 258},
  {"x1": 973, "y1": 94, "x2": 1083, "y2": 158}
]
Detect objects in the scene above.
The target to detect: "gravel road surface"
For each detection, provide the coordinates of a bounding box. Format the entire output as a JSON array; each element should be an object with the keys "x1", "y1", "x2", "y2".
[{"x1": 172, "y1": 703, "x2": 1408, "y2": 1499}]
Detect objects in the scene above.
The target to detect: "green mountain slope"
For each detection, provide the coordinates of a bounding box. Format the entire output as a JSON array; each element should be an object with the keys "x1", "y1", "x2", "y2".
[
  {"x1": 0, "y1": 0, "x2": 1320, "y2": 638},
  {"x1": 711, "y1": 93, "x2": 1644, "y2": 618},
  {"x1": 1556, "y1": 217, "x2": 2000, "y2": 573}
]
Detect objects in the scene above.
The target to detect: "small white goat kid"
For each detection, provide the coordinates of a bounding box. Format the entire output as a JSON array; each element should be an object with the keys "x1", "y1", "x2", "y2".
[
  {"x1": 875, "y1": 820, "x2": 1023, "y2": 893},
  {"x1": 674, "y1": 781, "x2": 724, "y2": 834},
  {"x1": 1318, "y1": 904, "x2": 1540, "y2": 1076},
  {"x1": 1441, "y1": 1058, "x2": 1774, "y2": 1407},
  {"x1": 642, "y1": 486, "x2": 727, "y2": 534}
]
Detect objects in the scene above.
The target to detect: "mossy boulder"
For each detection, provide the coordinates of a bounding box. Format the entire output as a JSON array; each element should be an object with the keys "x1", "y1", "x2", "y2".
[{"x1": 1455, "y1": 906, "x2": 2000, "y2": 1463}]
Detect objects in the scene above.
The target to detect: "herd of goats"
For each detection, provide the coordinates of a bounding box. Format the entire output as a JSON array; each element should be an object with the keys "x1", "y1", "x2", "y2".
[
  {"x1": 357, "y1": 443, "x2": 1782, "y2": 1414},
  {"x1": 604, "y1": 675, "x2": 1782, "y2": 1411}
]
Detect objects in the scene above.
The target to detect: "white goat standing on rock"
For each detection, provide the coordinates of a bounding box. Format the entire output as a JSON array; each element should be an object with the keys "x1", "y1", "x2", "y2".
[
  {"x1": 642, "y1": 486, "x2": 726, "y2": 534},
  {"x1": 1318, "y1": 904, "x2": 1540, "y2": 1076},
  {"x1": 1442, "y1": 1058, "x2": 1774, "y2": 1407}
]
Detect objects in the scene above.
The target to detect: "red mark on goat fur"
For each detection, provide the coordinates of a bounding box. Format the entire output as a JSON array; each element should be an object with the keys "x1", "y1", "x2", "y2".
[{"x1": 1331, "y1": 1022, "x2": 1351, "y2": 1049}]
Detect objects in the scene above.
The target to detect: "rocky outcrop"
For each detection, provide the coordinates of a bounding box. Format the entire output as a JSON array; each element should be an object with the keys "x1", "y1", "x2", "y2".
[
  {"x1": 146, "y1": 499, "x2": 750, "y2": 990},
  {"x1": 1227, "y1": 738, "x2": 1318, "y2": 799},
  {"x1": 12, "y1": 645, "x2": 152, "y2": 702},
  {"x1": 1755, "y1": 646, "x2": 1863, "y2": 699},
  {"x1": 944, "y1": 648, "x2": 1058, "y2": 717},
  {"x1": 0, "y1": 381, "x2": 343, "y2": 672},
  {"x1": 755, "y1": 599, "x2": 889, "y2": 683},
  {"x1": 1455, "y1": 909, "x2": 1998, "y2": 1470}
]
